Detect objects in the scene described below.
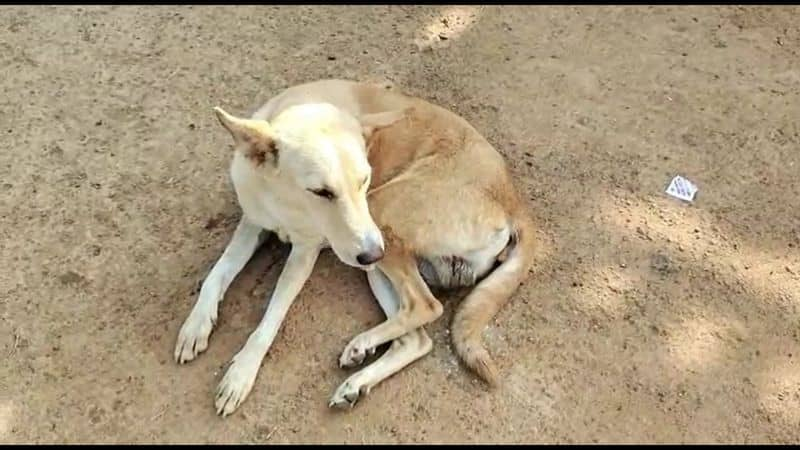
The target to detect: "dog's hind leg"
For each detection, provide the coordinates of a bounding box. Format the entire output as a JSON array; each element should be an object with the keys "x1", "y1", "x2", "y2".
[
  {"x1": 329, "y1": 268, "x2": 432, "y2": 409},
  {"x1": 339, "y1": 253, "x2": 443, "y2": 368},
  {"x1": 174, "y1": 217, "x2": 267, "y2": 364}
]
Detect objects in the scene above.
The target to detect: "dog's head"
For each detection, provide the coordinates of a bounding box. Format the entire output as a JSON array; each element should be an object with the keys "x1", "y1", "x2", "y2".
[{"x1": 213, "y1": 103, "x2": 404, "y2": 269}]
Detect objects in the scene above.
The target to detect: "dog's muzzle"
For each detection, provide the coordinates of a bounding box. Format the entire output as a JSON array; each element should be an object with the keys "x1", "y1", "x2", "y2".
[{"x1": 356, "y1": 247, "x2": 384, "y2": 266}]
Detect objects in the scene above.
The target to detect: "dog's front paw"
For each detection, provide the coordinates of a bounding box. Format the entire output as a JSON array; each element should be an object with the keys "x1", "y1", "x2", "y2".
[
  {"x1": 215, "y1": 352, "x2": 260, "y2": 417},
  {"x1": 339, "y1": 335, "x2": 376, "y2": 368},
  {"x1": 329, "y1": 378, "x2": 371, "y2": 409},
  {"x1": 174, "y1": 309, "x2": 217, "y2": 364}
]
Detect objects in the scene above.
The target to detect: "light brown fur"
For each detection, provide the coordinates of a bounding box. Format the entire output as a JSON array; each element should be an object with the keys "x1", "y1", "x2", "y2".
[
  {"x1": 177, "y1": 79, "x2": 536, "y2": 415},
  {"x1": 350, "y1": 83, "x2": 537, "y2": 386}
]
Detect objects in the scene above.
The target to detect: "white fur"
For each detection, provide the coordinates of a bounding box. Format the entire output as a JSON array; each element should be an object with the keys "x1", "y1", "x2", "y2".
[
  {"x1": 175, "y1": 81, "x2": 522, "y2": 417},
  {"x1": 174, "y1": 219, "x2": 266, "y2": 364},
  {"x1": 175, "y1": 100, "x2": 401, "y2": 417},
  {"x1": 215, "y1": 243, "x2": 319, "y2": 416}
]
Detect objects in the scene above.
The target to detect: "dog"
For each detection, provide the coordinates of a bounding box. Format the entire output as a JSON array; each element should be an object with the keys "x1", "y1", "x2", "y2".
[{"x1": 173, "y1": 79, "x2": 535, "y2": 417}]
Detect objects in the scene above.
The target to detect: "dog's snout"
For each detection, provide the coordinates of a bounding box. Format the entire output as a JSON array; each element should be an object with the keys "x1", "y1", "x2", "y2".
[{"x1": 356, "y1": 247, "x2": 384, "y2": 266}]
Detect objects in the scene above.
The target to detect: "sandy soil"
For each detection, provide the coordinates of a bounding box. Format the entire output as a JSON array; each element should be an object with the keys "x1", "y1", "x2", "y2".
[{"x1": 1, "y1": 5, "x2": 799, "y2": 444}]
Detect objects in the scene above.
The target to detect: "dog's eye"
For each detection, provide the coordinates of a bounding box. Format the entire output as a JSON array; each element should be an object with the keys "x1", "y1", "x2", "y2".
[
  {"x1": 361, "y1": 177, "x2": 370, "y2": 189},
  {"x1": 309, "y1": 188, "x2": 336, "y2": 201}
]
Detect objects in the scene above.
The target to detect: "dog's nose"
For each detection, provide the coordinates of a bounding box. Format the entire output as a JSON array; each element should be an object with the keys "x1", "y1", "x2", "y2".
[{"x1": 356, "y1": 247, "x2": 384, "y2": 266}]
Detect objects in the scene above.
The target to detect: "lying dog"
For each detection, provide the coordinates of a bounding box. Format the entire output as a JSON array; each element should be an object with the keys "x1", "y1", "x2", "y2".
[{"x1": 174, "y1": 80, "x2": 535, "y2": 416}]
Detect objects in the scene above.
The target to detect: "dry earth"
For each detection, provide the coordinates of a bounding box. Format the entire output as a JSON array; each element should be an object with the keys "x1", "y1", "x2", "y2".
[{"x1": 1, "y1": 5, "x2": 799, "y2": 444}]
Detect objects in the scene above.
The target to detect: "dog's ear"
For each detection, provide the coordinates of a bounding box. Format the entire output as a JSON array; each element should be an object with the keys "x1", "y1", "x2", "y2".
[
  {"x1": 360, "y1": 109, "x2": 406, "y2": 140},
  {"x1": 213, "y1": 107, "x2": 279, "y2": 167}
]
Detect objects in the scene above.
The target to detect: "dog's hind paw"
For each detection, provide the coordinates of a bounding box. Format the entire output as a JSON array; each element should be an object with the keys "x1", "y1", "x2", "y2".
[
  {"x1": 174, "y1": 311, "x2": 216, "y2": 364},
  {"x1": 328, "y1": 379, "x2": 370, "y2": 409},
  {"x1": 338, "y1": 335, "x2": 376, "y2": 368}
]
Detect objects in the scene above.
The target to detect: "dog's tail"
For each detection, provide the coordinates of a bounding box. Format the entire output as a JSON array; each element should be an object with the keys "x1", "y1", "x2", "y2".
[{"x1": 450, "y1": 211, "x2": 535, "y2": 387}]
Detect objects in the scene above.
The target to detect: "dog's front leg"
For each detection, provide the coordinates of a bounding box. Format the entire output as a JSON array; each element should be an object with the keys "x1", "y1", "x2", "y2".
[
  {"x1": 214, "y1": 243, "x2": 320, "y2": 417},
  {"x1": 175, "y1": 217, "x2": 267, "y2": 364}
]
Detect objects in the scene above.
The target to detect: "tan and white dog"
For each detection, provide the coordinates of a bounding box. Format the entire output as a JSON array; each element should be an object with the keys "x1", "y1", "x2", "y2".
[{"x1": 173, "y1": 79, "x2": 535, "y2": 416}]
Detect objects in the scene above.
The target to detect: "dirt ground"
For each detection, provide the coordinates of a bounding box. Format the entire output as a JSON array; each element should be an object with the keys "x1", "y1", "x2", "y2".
[{"x1": 1, "y1": 5, "x2": 799, "y2": 444}]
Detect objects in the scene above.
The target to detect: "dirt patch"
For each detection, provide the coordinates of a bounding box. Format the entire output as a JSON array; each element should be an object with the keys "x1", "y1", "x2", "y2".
[{"x1": 1, "y1": 5, "x2": 799, "y2": 444}]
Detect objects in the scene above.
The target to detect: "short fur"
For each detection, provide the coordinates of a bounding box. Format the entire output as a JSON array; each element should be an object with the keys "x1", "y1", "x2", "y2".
[{"x1": 174, "y1": 80, "x2": 535, "y2": 416}]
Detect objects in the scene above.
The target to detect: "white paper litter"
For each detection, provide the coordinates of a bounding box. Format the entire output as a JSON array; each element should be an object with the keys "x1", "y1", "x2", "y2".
[{"x1": 665, "y1": 175, "x2": 698, "y2": 202}]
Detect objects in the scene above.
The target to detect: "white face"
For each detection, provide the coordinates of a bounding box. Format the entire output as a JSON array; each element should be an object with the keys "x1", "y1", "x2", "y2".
[
  {"x1": 271, "y1": 104, "x2": 385, "y2": 269},
  {"x1": 214, "y1": 103, "x2": 399, "y2": 269}
]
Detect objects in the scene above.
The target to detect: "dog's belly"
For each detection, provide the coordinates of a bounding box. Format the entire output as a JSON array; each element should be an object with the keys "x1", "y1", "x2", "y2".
[
  {"x1": 417, "y1": 256, "x2": 479, "y2": 290},
  {"x1": 416, "y1": 225, "x2": 512, "y2": 290}
]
